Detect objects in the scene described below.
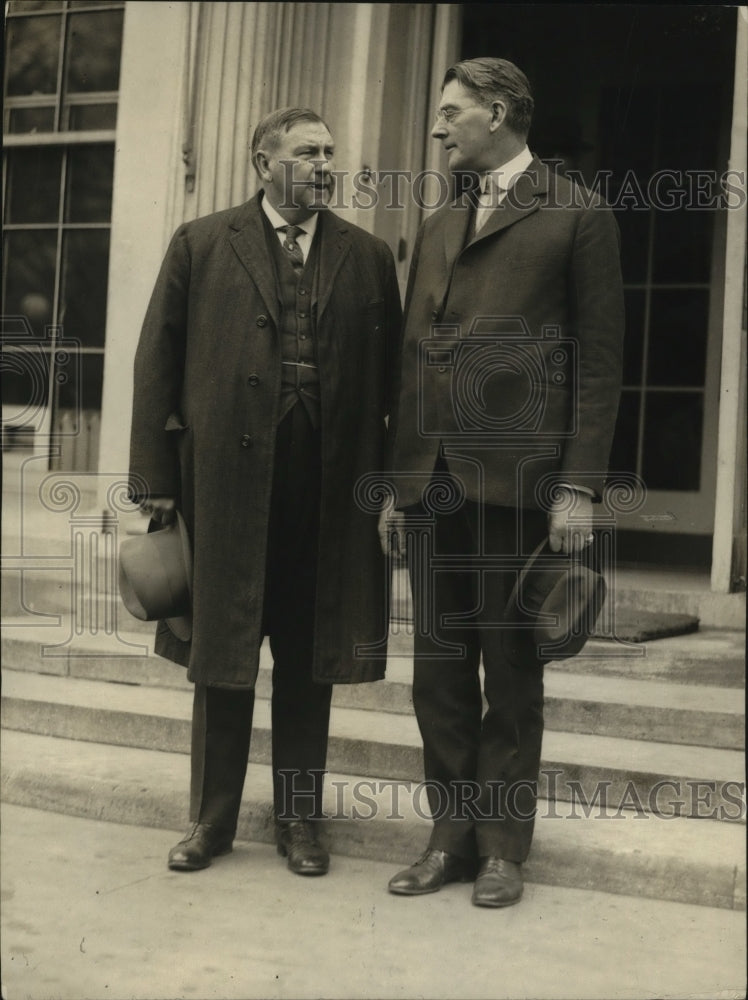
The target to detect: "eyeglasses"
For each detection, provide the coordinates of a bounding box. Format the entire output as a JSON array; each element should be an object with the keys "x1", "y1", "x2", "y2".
[{"x1": 433, "y1": 103, "x2": 482, "y2": 124}]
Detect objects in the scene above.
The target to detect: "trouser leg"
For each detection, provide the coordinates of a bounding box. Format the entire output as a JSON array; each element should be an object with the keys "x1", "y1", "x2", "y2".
[
  {"x1": 408, "y1": 498, "x2": 482, "y2": 861},
  {"x1": 473, "y1": 506, "x2": 547, "y2": 862},
  {"x1": 264, "y1": 402, "x2": 331, "y2": 821},
  {"x1": 190, "y1": 683, "x2": 255, "y2": 834}
]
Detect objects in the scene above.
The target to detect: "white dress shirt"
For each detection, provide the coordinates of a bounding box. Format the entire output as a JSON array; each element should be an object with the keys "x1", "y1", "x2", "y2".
[
  {"x1": 474, "y1": 145, "x2": 535, "y2": 234},
  {"x1": 261, "y1": 194, "x2": 318, "y2": 262}
]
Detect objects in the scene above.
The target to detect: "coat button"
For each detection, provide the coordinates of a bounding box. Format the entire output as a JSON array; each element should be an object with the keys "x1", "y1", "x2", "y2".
[
  {"x1": 241, "y1": 434, "x2": 252, "y2": 447},
  {"x1": 248, "y1": 374, "x2": 259, "y2": 386},
  {"x1": 438, "y1": 366, "x2": 447, "y2": 373},
  {"x1": 256, "y1": 315, "x2": 268, "y2": 327}
]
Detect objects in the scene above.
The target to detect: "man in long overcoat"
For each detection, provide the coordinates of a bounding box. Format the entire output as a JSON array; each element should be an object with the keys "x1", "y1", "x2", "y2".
[
  {"x1": 129, "y1": 107, "x2": 401, "y2": 875},
  {"x1": 385, "y1": 58, "x2": 624, "y2": 906}
]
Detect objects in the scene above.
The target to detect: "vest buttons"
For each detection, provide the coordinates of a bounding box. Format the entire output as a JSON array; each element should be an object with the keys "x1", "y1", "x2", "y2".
[
  {"x1": 299, "y1": 288, "x2": 308, "y2": 296},
  {"x1": 438, "y1": 366, "x2": 447, "y2": 373},
  {"x1": 241, "y1": 434, "x2": 252, "y2": 447},
  {"x1": 431, "y1": 310, "x2": 440, "y2": 322},
  {"x1": 256, "y1": 315, "x2": 268, "y2": 327},
  {"x1": 298, "y1": 311, "x2": 308, "y2": 318},
  {"x1": 248, "y1": 374, "x2": 259, "y2": 386}
]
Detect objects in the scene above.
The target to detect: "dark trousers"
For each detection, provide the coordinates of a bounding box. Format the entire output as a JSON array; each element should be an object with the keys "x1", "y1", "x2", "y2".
[
  {"x1": 189, "y1": 403, "x2": 332, "y2": 834},
  {"x1": 407, "y1": 477, "x2": 547, "y2": 864}
]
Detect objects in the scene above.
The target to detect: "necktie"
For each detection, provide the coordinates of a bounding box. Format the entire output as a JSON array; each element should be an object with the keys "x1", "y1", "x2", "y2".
[
  {"x1": 474, "y1": 175, "x2": 503, "y2": 234},
  {"x1": 278, "y1": 225, "x2": 305, "y2": 270}
]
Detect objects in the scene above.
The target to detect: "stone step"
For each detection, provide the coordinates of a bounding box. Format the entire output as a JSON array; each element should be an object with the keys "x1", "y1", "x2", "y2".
[
  {"x1": 2, "y1": 669, "x2": 744, "y2": 820},
  {"x1": 1, "y1": 729, "x2": 744, "y2": 910},
  {"x1": 2, "y1": 626, "x2": 744, "y2": 749}
]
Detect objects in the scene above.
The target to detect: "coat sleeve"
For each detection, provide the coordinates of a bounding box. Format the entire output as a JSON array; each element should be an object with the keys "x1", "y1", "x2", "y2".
[
  {"x1": 561, "y1": 202, "x2": 625, "y2": 498},
  {"x1": 128, "y1": 225, "x2": 190, "y2": 501},
  {"x1": 381, "y1": 244, "x2": 404, "y2": 420}
]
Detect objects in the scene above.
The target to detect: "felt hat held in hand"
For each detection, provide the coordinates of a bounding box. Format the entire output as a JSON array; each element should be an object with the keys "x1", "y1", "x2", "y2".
[
  {"x1": 118, "y1": 511, "x2": 192, "y2": 641},
  {"x1": 504, "y1": 539, "x2": 606, "y2": 660}
]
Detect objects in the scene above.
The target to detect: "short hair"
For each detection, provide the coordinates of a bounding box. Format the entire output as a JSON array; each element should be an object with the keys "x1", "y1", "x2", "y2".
[
  {"x1": 250, "y1": 107, "x2": 330, "y2": 176},
  {"x1": 443, "y1": 58, "x2": 534, "y2": 137}
]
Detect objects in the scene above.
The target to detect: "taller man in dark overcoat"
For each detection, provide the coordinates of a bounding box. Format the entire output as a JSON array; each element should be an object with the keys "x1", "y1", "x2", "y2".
[
  {"x1": 129, "y1": 107, "x2": 401, "y2": 875},
  {"x1": 385, "y1": 58, "x2": 624, "y2": 906}
]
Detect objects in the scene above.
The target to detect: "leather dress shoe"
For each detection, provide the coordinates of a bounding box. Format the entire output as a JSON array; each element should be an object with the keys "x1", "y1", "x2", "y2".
[
  {"x1": 471, "y1": 857, "x2": 523, "y2": 907},
  {"x1": 388, "y1": 849, "x2": 476, "y2": 895},
  {"x1": 276, "y1": 820, "x2": 329, "y2": 876},
  {"x1": 167, "y1": 823, "x2": 234, "y2": 871}
]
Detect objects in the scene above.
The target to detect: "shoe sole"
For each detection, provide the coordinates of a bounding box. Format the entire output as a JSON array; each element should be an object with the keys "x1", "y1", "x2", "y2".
[
  {"x1": 471, "y1": 891, "x2": 523, "y2": 908},
  {"x1": 167, "y1": 843, "x2": 233, "y2": 871},
  {"x1": 388, "y1": 873, "x2": 474, "y2": 895}
]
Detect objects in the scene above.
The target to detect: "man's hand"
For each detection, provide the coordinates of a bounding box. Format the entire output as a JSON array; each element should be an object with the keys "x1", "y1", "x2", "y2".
[
  {"x1": 140, "y1": 496, "x2": 177, "y2": 526},
  {"x1": 547, "y1": 488, "x2": 594, "y2": 554},
  {"x1": 377, "y1": 495, "x2": 407, "y2": 558}
]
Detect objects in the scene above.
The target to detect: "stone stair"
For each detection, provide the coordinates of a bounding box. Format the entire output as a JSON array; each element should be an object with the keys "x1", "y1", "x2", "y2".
[{"x1": 2, "y1": 587, "x2": 746, "y2": 910}]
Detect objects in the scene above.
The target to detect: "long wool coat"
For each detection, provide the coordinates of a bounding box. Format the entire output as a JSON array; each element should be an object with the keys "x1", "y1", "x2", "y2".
[
  {"x1": 129, "y1": 195, "x2": 402, "y2": 688},
  {"x1": 388, "y1": 157, "x2": 624, "y2": 511}
]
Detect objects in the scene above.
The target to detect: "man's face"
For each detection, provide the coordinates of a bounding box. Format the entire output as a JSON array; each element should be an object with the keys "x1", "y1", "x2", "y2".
[
  {"x1": 432, "y1": 80, "x2": 496, "y2": 174},
  {"x1": 260, "y1": 121, "x2": 335, "y2": 219}
]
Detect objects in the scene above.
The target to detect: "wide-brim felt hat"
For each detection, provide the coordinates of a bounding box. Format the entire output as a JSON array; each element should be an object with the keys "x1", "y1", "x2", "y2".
[
  {"x1": 118, "y1": 511, "x2": 192, "y2": 641},
  {"x1": 504, "y1": 539, "x2": 606, "y2": 660}
]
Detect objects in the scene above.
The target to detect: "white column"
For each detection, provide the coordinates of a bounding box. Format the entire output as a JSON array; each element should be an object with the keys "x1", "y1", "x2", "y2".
[
  {"x1": 97, "y1": 1, "x2": 190, "y2": 500},
  {"x1": 711, "y1": 8, "x2": 748, "y2": 593}
]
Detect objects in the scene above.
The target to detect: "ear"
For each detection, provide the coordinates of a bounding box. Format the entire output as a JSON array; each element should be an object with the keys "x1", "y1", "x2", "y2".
[
  {"x1": 488, "y1": 100, "x2": 508, "y2": 134},
  {"x1": 255, "y1": 148, "x2": 273, "y2": 183}
]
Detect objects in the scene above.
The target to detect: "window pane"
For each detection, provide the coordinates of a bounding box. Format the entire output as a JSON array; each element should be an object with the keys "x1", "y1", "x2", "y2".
[
  {"x1": 8, "y1": 105, "x2": 56, "y2": 133},
  {"x1": 652, "y1": 208, "x2": 715, "y2": 284},
  {"x1": 616, "y1": 206, "x2": 651, "y2": 285},
  {"x1": 622, "y1": 289, "x2": 645, "y2": 385},
  {"x1": 59, "y1": 230, "x2": 110, "y2": 348},
  {"x1": 5, "y1": 14, "x2": 62, "y2": 97},
  {"x1": 3, "y1": 231, "x2": 58, "y2": 337},
  {"x1": 65, "y1": 145, "x2": 114, "y2": 223},
  {"x1": 647, "y1": 289, "x2": 709, "y2": 387},
  {"x1": 8, "y1": 2, "x2": 62, "y2": 11},
  {"x1": 5, "y1": 147, "x2": 63, "y2": 223},
  {"x1": 56, "y1": 352, "x2": 104, "y2": 410},
  {"x1": 67, "y1": 102, "x2": 117, "y2": 130},
  {"x1": 0, "y1": 346, "x2": 52, "y2": 409},
  {"x1": 608, "y1": 390, "x2": 640, "y2": 478},
  {"x1": 65, "y1": 9, "x2": 123, "y2": 94},
  {"x1": 642, "y1": 391, "x2": 703, "y2": 491}
]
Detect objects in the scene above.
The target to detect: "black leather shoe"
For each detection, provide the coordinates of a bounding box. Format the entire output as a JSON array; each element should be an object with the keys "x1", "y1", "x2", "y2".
[
  {"x1": 276, "y1": 820, "x2": 329, "y2": 876},
  {"x1": 471, "y1": 857, "x2": 523, "y2": 907},
  {"x1": 167, "y1": 823, "x2": 234, "y2": 871},
  {"x1": 388, "y1": 849, "x2": 476, "y2": 896}
]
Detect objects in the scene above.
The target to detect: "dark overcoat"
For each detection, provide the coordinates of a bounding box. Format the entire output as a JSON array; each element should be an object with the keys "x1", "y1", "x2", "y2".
[
  {"x1": 129, "y1": 195, "x2": 402, "y2": 688},
  {"x1": 388, "y1": 157, "x2": 624, "y2": 510}
]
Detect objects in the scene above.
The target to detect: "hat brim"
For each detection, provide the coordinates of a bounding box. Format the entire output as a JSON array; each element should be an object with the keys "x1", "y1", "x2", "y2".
[
  {"x1": 163, "y1": 511, "x2": 192, "y2": 641},
  {"x1": 134, "y1": 511, "x2": 192, "y2": 641}
]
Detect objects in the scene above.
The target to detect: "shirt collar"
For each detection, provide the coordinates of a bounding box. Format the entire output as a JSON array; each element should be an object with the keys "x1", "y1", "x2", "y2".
[
  {"x1": 260, "y1": 191, "x2": 319, "y2": 238},
  {"x1": 482, "y1": 145, "x2": 534, "y2": 194}
]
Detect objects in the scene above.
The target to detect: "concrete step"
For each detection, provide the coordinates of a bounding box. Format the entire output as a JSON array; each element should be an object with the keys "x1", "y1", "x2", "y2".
[
  {"x1": 3, "y1": 669, "x2": 745, "y2": 820},
  {"x1": 2, "y1": 625, "x2": 744, "y2": 749},
  {"x1": 1, "y1": 729, "x2": 744, "y2": 911}
]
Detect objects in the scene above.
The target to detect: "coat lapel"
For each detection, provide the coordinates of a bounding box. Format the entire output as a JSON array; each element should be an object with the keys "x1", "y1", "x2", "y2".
[
  {"x1": 467, "y1": 157, "x2": 549, "y2": 246},
  {"x1": 315, "y1": 211, "x2": 351, "y2": 323},
  {"x1": 443, "y1": 190, "x2": 475, "y2": 276},
  {"x1": 229, "y1": 195, "x2": 280, "y2": 327}
]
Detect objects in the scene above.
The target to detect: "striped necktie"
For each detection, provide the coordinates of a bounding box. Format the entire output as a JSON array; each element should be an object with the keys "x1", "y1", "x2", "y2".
[{"x1": 278, "y1": 225, "x2": 305, "y2": 270}]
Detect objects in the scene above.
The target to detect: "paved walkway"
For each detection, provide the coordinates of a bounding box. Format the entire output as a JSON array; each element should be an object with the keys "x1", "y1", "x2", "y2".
[{"x1": 1, "y1": 804, "x2": 745, "y2": 1000}]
